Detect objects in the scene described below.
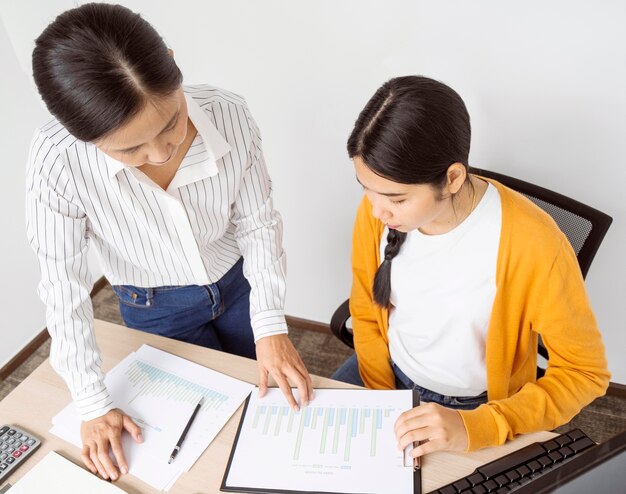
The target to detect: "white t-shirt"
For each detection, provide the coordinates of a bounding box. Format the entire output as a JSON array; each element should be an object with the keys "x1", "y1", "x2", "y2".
[{"x1": 384, "y1": 183, "x2": 502, "y2": 397}]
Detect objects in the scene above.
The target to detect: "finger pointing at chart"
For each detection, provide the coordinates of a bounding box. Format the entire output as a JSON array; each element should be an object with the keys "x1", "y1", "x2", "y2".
[{"x1": 256, "y1": 334, "x2": 315, "y2": 410}]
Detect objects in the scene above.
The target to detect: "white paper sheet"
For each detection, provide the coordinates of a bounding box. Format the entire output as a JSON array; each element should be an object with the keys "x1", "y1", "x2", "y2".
[
  {"x1": 224, "y1": 388, "x2": 415, "y2": 494},
  {"x1": 51, "y1": 345, "x2": 254, "y2": 491},
  {"x1": 8, "y1": 451, "x2": 126, "y2": 494}
]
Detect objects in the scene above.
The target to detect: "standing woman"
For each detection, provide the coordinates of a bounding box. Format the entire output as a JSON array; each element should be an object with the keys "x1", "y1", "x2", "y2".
[
  {"x1": 333, "y1": 76, "x2": 609, "y2": 457},
  {"x1": 27, "y1": 2, "x2": 312, "y2": 480}
]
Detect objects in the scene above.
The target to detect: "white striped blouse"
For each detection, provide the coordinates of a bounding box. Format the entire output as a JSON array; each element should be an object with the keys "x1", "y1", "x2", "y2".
[{"x1": 26, "y1": 85, "x2": 288, "y2": 421}]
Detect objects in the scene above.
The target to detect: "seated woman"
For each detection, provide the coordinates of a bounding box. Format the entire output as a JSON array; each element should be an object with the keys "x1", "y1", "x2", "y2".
[{"x1": 332, "y1": 75, "x2": 609, "y2": 458}]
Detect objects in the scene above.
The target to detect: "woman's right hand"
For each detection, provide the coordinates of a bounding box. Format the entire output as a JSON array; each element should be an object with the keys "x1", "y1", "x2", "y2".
[{"x1": 80, "y1": 408, "x2": 144, "y2": 480}]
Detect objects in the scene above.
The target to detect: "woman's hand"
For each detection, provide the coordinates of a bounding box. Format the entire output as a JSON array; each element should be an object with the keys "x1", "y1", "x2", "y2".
[
  {"x1": 256, "y1": 334, "x2": 314, "y2": 411},
  {"x1": 394, "y1": 402, "x2": 468, "y2": 458},
  {"x1": 80, "y1": 409, "x2": 144, "y2": 480}
]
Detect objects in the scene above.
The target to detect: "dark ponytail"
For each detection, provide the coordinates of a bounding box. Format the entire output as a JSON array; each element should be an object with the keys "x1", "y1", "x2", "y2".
[
  {"x1": 32, "y1": 3, "x2": 183, "y2": 142},
  {"x1": 348, "y1": 76, "x2": 472, "y2": 308},
  {"x1": 372, "y1": 229, "x2": 407, "y2": 308}
]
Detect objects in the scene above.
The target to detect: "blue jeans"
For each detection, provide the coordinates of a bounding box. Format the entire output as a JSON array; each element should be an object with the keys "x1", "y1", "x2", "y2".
[
  {"x1": 332, "y1": 354, "x2": 488, "y2": 410},
  {"x1": 112, "y1": 257, "x2": 256, "y2": 359}
]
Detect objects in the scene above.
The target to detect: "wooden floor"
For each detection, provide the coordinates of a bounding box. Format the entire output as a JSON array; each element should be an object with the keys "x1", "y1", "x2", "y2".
[{"x1": 2, "y1": 284, "x2": 625, "y2": 444}]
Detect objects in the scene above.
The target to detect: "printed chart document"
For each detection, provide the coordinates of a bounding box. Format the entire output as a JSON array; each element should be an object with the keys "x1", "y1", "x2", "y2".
[
  {"x1": 50, "y1": 345, "x2": 254, "y2": 491},
  {"x1": 8, "y1": 451, "x2": 126, "y2": 494},
  {"x1": 222, "y1": 388, "x2": 420, "y2": 494}
]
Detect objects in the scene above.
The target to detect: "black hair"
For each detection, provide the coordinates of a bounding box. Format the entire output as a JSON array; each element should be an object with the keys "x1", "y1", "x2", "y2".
[
  {"x1": 347, "y1": 75, "x2": 472, "y2": 308},
  {"x1": 32, "y1": 2, "x2": 183, "y2": 142}
]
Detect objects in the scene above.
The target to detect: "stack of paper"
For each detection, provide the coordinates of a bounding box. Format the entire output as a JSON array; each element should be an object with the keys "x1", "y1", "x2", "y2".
[{"x1": 50, "y1": 345, "x2": 254, "y2": 491}]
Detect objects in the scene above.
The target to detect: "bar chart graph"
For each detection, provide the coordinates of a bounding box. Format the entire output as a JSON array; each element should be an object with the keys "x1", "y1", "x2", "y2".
[
  {"x1": 250, "y1": 402, "x2": 396, "y2": 461},
  {"x1": 125, "y1": 359, "x2": 230, "y2": 412},
  {"x1": 225, "y1": 389, "x2": 414, "y2": 493}
]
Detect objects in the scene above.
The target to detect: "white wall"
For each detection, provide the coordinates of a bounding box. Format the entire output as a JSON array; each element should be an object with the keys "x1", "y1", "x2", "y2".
[
  {"x1": 0, "y1": 17, "x2": 47, "y2": 370},
  {"x1": 2, "y1": 1, "x2": 625, "y2": 382}
]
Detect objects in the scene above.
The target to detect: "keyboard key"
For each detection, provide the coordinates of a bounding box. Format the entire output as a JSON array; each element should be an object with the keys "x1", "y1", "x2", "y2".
[
  {"x1": 555, "y1": 435, "x2": 572, "y2": 447},
  {"x1": 505, "y1": 470, "x2": 520, "y2": 482},
  {"x1": 471, "y1": 485, "x2": 487, "y2": 494},
  {"x1": 494, "y1": 474, "x2": 509, "y2": 487},
  {"x1": 483, "y1": 479, "x2": 498, "y2": 491},
  {"x1": 516, "y1": 465, "x2": 531, "y2": 477},
  {"x1": 560, "y1": 446, "x2": 575, "y2": 458},
  {"x1": 548, "y1": 451, "x2": 564, "y2": 463},
  {"x1": 537, "y1": 455, "x2": 553, "y2": 468},
  {"x1": 570, "y1": 437, "x2": 595, "y2": 453},
  {"x1": 495, "y1": 488, "x2": 510, "y2": 493},
  {"x1": 468, "y1": 472, "x2": 485, "y2": 486},
  {"x1": 453, "y1": 478, "x2": 472, "y2": 491},
  {"x1": 439, "y1": 485, "x2": 456, "y2": 494},
  {"x1": 527, "y1": 460, "x2": 542, "y2": 473},
  {"x1": 567, "y1": 429, "x2": 586, "y2": 441},
  {"x1": 542, "y1": 439, "x2": 560, "y2": 452}
]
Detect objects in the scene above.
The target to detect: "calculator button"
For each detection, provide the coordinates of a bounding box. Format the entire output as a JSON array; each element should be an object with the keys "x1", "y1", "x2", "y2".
[
  {"x1": 12, "y1": 450, "x2": 22, "y2": 458},
  {"x1": 6, "y1": 457, "x2": 14, "y2": 464},
  {"x1": 19, "y1": 445, "x2": 29, "y2": 452},
  {"x1": 26, "y1": 439, "x2": 36, "y2": 446},
  {"x1": 6, "y1": 438, "x2": 15, "y2": 445},
  {"x1": 0, "y1": 426, "x2": 9, "y2": 435},
  {"x1": 0, "y1": 444, "x2": 7, "y2": 450},
  {"x1": 0, "y1": 464, "x2": 7, "y2": 470},
  {"x1": 7, "y1": 429, "x2": 16, "y2": 435},
  {"x1": 7, "y1": 448, "x2": 14, "y2": 453},
  {"x1": 0, "y1": 453, "x2": 6, "y2": 460},
  {"x1": 20, "y1": 434, "x2": 28, "y2": 441}
]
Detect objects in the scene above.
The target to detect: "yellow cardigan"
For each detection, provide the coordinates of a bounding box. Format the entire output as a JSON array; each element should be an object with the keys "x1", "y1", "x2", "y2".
[{"x1": 350, "y1": 179, "x2": 610, "y2": 451}]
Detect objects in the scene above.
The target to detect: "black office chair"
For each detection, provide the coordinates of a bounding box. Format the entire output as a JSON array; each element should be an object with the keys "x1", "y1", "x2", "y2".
[{"x1": 330, "y1": 168, "x2": 613, "y2": 373}]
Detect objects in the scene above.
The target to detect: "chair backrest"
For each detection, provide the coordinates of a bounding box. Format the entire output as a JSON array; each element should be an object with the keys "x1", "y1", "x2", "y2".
[
  {"x1": 471, "y1": 168, "x2": 612, "y2": 279},
  {"x1": 330, "y1": 168, "x2": 613, "y2": 350}
]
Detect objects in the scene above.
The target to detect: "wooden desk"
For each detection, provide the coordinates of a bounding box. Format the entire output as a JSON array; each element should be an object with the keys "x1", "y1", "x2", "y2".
[{"x1": 0, "y1": 320, "x2": 553, "y2": 493}]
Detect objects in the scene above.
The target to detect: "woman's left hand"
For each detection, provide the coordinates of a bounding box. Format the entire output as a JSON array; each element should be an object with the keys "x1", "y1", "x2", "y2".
[{"x1": 394, "y1": 402, "x2": 469, "y2": 458}]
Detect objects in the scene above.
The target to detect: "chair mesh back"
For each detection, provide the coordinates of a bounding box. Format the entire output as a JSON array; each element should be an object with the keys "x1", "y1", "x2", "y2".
[{"x1": 521, "y1": 194, "x2": 592, "y2": 255}]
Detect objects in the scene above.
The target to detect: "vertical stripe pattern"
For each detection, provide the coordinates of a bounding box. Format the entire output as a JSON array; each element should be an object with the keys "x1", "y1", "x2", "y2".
[{"x1": 26, "y1": 85, "x2": 287, "y2": 420}]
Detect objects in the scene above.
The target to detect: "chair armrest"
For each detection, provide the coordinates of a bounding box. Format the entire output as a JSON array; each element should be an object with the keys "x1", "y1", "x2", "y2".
[{"x1": 330, "y1": 299, "x2": 354, "y2": 349}]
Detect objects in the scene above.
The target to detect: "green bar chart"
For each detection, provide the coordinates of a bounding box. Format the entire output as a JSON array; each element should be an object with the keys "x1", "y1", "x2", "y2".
[
  {"x1": 125, "y1": 359, "x2": 229, "y2": 412},
  {"x1": 250, "y1": 404, "x2": 394, "y2": 461}
]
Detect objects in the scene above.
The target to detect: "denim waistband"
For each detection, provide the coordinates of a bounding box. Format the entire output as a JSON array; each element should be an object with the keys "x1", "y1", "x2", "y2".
[{"x1": 392, "y1": 362, "x2": 488, "y2": 410}]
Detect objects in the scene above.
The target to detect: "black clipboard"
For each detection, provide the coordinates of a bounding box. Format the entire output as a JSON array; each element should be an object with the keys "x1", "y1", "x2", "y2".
[{"x1": 220, "y1": 389, "x2": 421, "y2": 494}]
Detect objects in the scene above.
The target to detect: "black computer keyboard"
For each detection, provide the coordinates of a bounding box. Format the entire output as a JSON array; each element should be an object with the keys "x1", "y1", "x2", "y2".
[{"x1": 431, "y1": 429, "x2": 596, "y2": 493}]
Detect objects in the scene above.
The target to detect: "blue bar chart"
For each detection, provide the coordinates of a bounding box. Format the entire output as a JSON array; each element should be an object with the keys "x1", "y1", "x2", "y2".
[{"x1": 250, "y1": 403, "x2": 394, "y2": 461}]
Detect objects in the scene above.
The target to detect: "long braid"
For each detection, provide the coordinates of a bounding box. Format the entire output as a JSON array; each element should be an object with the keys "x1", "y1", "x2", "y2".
[{"x1": 372, "y1": 228, "x2": 407, "y2": 308}]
